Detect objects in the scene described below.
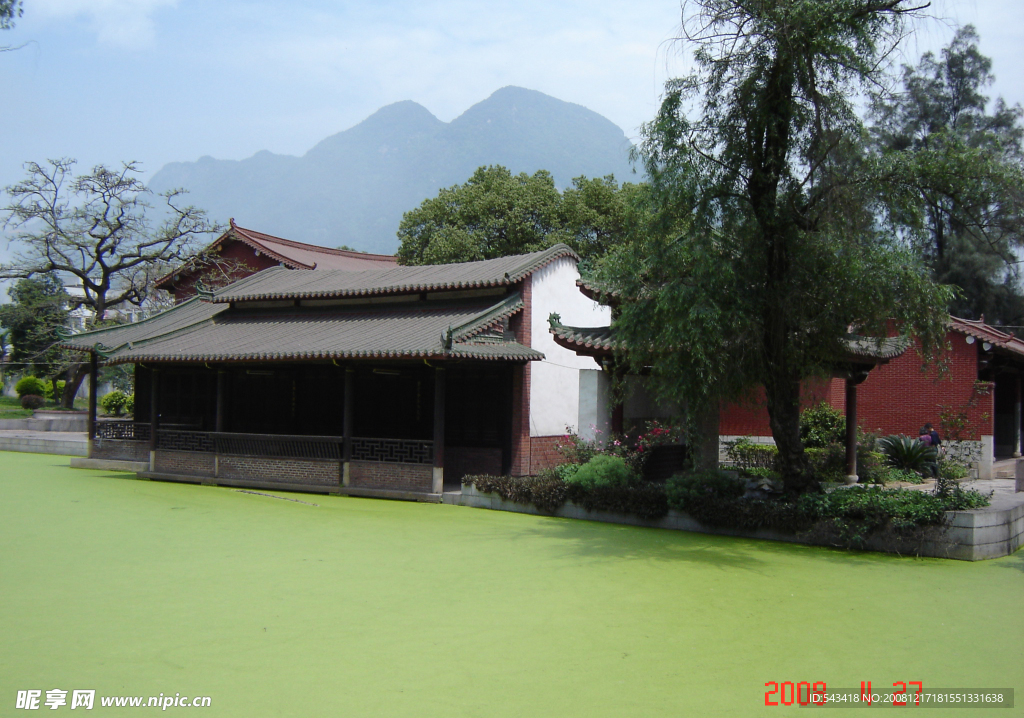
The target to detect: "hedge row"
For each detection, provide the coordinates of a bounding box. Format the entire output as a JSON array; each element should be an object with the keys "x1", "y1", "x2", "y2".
[
  {"x1": 464, "y1": 475, "x2": 669, "y2": 520},
  {"x1": 462, "y1": 472, "x2": 990, "y2": 551}
]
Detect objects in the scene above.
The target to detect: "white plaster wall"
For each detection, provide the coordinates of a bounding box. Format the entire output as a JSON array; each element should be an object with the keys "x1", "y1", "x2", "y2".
[
  {"x1": 578, "y1": 369, "x2": 611, "y2": 442},
  {"x1": 529, "y1": 257, "x2": 612, "y2": 437}
]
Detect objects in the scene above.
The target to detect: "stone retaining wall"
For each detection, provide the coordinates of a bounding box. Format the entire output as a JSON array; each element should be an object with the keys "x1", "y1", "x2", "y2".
[{"x1": 454, "y1": 484, "x2": 1024, "y2": 561}]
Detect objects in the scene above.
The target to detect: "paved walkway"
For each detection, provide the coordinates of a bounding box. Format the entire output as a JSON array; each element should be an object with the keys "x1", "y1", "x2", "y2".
[{"x1": 0, "y1": 429, "x2": 88, "y2": 456}]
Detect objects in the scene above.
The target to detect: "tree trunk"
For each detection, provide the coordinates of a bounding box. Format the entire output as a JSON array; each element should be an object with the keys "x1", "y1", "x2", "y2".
[
  {"x1": 764, "y1": 373, "x2": 814, "y2": 493},
  {"x1": 61, "y1": 363, "x2": 88, "y2": 409},
  {"x1": 689, "y1": 401, "x2": 721, "y2": 472}
]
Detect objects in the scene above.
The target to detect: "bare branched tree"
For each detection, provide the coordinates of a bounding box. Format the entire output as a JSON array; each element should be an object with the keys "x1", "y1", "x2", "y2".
[{"x1": 1, "y1": 158, "x2": 221, "y2": 405}]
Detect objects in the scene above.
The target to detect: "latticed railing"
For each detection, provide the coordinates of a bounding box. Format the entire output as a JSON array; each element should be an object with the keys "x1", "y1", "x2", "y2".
[
  {"x1": 352, "y1": 437, "x2": 433, "y2": 465},
  {"x1": 214, "y1": 433, "x2": 343, "y2": 460},
  {"x1": 95, "y1": 420, "x2": 151, "y2": 442},
  {"x1": 157, "y1": 430, "x2": 214, "y2": 453},
  {"x1": 152, "y1": 430, "x2": 432, "y2": 465}
]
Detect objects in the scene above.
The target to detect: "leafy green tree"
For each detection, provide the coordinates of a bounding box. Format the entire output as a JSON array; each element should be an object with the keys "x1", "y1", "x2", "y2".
[
  {"x1": 870, "y1": 26, "x2": 1024, "y2": 326},
  {"x1": 1, "y1": 0, "x2": 23, "y2": 52},
  {"x1": 593, "y1": 0, "x2": 954, "y2": 492},
  {"x1": 0, "y1": 275, "x2": 71, "y2": 397},
  {"x1": 396, "y1": 165, "x2": 643, "y2": 265},
  {"x1": 0, "y1": 0, "x2": 22, "y2": 30}
]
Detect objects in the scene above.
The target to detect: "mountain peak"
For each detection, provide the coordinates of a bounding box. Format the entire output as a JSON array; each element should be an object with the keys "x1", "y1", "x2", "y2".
[{"x1": 151, "y1": 88, "x2": 635, "y2": 254}]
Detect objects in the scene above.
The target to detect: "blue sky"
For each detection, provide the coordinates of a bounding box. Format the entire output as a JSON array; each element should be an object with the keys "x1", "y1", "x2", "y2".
[{"x1": 0, "y1": 0, "x2": 1021, "y2": 233}]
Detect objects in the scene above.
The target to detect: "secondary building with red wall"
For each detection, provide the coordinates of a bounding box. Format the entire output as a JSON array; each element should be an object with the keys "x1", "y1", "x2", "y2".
[
  {"x1": 549, "y1": 272, "x2": 1024, "y2": 481},
  {"x1": 714, "y1": 317, "x2": 1024, "y2": 480}
]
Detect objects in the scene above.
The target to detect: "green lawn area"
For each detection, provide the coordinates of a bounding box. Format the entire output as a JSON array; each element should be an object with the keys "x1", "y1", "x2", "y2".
[
  {"x1": 1, "y1": 451, "x2": 1021, "y2": 717},
  {"x1": 0, "y1": 394, "x2": 87, "y2": 418}
]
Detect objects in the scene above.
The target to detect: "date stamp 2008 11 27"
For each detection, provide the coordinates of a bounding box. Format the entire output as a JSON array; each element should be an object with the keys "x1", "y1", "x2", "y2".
[{"x1": 764, "y1": 681, "x2": 1014, "y2": 708}]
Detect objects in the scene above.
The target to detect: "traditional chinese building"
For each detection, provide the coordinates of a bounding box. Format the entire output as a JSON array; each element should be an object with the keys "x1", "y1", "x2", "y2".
[
  {"x1": 66, "y1": 245, "x2": 609, "y2": 499},
  {"x1": 154, "y1": 220, "x2": 397, "y2": 302}
]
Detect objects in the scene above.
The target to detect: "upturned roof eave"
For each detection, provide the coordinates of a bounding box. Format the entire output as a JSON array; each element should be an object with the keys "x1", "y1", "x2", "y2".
[{"x1": 210, "y1": 244, "x2": 580, "y2": 303}]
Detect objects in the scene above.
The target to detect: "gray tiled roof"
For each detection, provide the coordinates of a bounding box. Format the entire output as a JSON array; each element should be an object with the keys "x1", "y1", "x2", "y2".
[
  {"x1": 550, "y1": 316, "x2": 909, "y2": 365},
  {"x1": 66, "y1": 294, "x2": 541, "y2": 364},
  {"x1": 548, "y1": 319, "x2": 618, "y2": 355},
  {"x1": 60, "y1": 298, "x2": 228, "y2": 353},
  {"x1": 209, "y1": 244, "x2": 579, "y2": 302}
]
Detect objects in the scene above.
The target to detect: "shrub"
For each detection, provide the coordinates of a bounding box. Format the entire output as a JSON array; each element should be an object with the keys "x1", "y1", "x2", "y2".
[
  {"x1": 565, "y1": 482, "x2": 669, "y2": 521},
  {"x1": 39, "y1": 379, "x2": 67, "y2": 400},
  {"x1": 555, "y1": 428, "x2": 644, "y2": 472},
  {"x1": 553, "y1": 463, "x2": 579, "y2": 481},
  {"x1": 465, "y1": 474, "x2": 569, "y2": 513},
  {"x1": 725, "y1": 438, "x2": 778, "y2": 471},
  {"x1": 797, "y1": 486, "x2": 989, "y2": 546},
  {"x1": 15, "y1": 376, "x2": 47, "y2": 399},
  {"x1": 881, "y1": 467, "x2": 925, "y2": 485},
  {"x1": 878, "y1": 435, "x2": 937, "y2": 475},
  {"x1": 565, "y1": 455, "x2": 637, "y2": 490},
  {"x1": 857, "y1": 450, "x2": 887, "y2": 484},
  {"x1": 939, "y1": 459, "x2": 970, "y2": 481},
  {"x1": 20, "y1": 394, "x2": 45, "y2": 410},
  {"x1": 666, "y1": 470, "x2": 747, "y2": 508},
  {"x1": 800, "y1": 402, "x2": 846, "y2": 448},
  {"x1": 744, "y1": 467, "x2": 781, "y2": 481},
  {"x1": 462, "y1": 473, "x2": 668, "y2": 519},
  {"x1": 667, "y1": 471, "x2": 805, "y2": 531},
  {"x1": 99, "y1": 390, "x2": 131, "y2": 416}
]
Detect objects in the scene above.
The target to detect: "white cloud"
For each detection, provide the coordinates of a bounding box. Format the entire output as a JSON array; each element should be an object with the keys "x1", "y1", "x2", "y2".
[{"x1": 31, "y1": 0, "x2": 177, "y2": 49}]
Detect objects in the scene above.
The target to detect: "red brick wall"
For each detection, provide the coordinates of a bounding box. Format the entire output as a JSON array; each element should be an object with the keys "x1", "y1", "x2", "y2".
[
  {"x1": 91, "y1": 439, "x2": 149, "y2": 462},
  {"x1": 219, "y1": 456, "x2": 339, "y2": 486},
  {"x1": 719, "y1": 379, "x2": 837, "y2": 436},
  {"x1": 154, "y1": 449, "x2": 215, "y2": 477},
  {"x1": 529, "y1": 436, "x2": 563, "y2": 474},
  {"x1": 717, "y1": 331, "x2": 993, "y2": 441},
  {"x1": 349, "y1": 461, "x2": 433, "y2": 492},
  {"x1": 856, "y1": 335, "x2": 992, "y2": 440},
  {"x1": 510, "y1": 276, "x2": 532, "y2": 475}
]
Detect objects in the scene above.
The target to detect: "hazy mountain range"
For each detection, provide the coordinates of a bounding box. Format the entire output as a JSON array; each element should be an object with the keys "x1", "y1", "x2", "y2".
[{"x1": 149, "y1": 87, "x2": 637, "y2": 254}]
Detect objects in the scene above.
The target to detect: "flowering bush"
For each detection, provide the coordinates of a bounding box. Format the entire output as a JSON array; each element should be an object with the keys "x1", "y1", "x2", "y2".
[
  {"x1": 634, "y1": 420, "x2": 684, "y2": 454},
  {"x1": 556, "y1": 426, "x2": 642, "y2": 472},
  {"x1": 555, "y1": 420, "x2": 684, "y2": 476}
]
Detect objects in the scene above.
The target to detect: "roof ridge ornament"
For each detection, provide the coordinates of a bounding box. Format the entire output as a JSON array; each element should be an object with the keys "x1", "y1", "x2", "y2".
[{"x1": 195, "y1": 281, "x2": 215, "y2": 302}]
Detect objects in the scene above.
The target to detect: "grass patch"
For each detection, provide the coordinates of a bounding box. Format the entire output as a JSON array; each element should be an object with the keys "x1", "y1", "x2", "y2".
[
  {"x1": 0, "y1": 394, "x2": 87, "y2": 417},
  {"x1": 1, "y1": 451, "x2": 1021, "y2": 717}
]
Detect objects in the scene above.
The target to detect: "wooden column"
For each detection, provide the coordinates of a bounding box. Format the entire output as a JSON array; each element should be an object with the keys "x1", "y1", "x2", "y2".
[
  {"x1": 214, "y1": 369, "x2": 225, "y2": 477},
  {"x1": 1014, "y1": 374, "x2": 1022, "y2": 458},
  {"x1": 215, "y1": 369, "x2": 226, "y2": 433},
  {"x1": 148, "y1": 368, "x2": 160, "y2": 470},
  {"x1": 342, "y1": 367, "x2": 354, "y2": 486},
  {"x1": 432, "y1": 365, "x2": 445, "y2": 494},
  {"x1": 87, "y1": 351, "x2": 98, "y2": 444},
  {"x1": 844, "y1": 377, "x2": 858, "y2": 485}
]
